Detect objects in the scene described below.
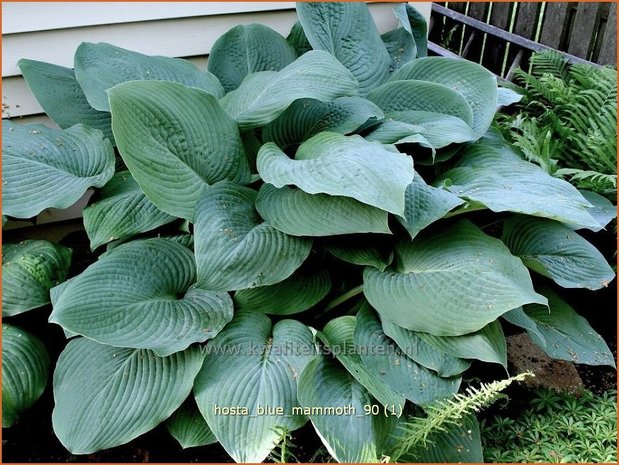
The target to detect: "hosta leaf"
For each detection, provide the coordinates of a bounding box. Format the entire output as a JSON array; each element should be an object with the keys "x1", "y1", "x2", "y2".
[
  {"x1": 52, "y1": 338, "x2": 204, "y2": 454},
  {"x1": 208, "y1": 23, "x2": 296, "y2": 92},
  {"x1": 502, "y1": 216, "x2": 615, "y2": 290},
  {"x1": 2, "y1": 324, "x2": 50, "y2": 427},
  {"x1": 257, "y1": 132, "x2": 414, "y2": 215},
  {"x1": 109, "y1": 80, "x2": 251, "y2": 221},
  {"x1": 380, "y1": 318, "x2": 472, "y2": 377},
  {"x1": 74, "y1": 42, "x2": 224, "y2": 111},
  {"x1": 83, "y1": 171, "x2": 176, "y2": 250},
  {"x1": 382, "y1": 28, "x2": 416, "y2": 73},
  {"x1": 194, "y1": 182, "x2": 311, "y2": 291},
  {"x1": 2, "y1": 121, "x2": 114, "y2": 219},
  {"x1": 286, "y1": 21, "x2": 312, "y2": 56},
  {"x1": 363, "y1": 220, "x2": 546, "y2": 336},
  {"x1": 577, "y1": 189, "x2": 616, "y2": 231},
  {"x1": 297, "y1": 2, "x2": 391, "y2": 96},
  {"x1": 220, "y1": 51, "x2": 358, "y2": 128},
  {"x1": 394, "y1": 4, "x2": 428, "y2": 57},
  {"x1": 165, "y1": 399, "x2": 217, "y2": 449},
  {"x1": 501, "y1": 307, "x2": 547, "y2": 347},
  {"x1": 522, "y1": 289, "x2": 615, "y2": 367},
  {"x1": 318, "y1": 316, "x2": 405, "y2": 407},
  {"x1": 194, "y1": 311, "x2": 315, "y2": 463},
  {"x1": 50, "y1": 238, "x2": 233, "y2": 356},
  {"x1": 496, "y1": 87, "x2": 523, "y2": 108},
  {"x1": 399, "y1": 415, "x2": 483, "y2": 462},
  {"x1": 234, "y1": 267, "x2": 331, "y2": 315},
  {"x1": 262, "y1": 97, "x2": 383, "y2": 148},
  {"x1": 327, "y1": 242, "x2": 392, "y2": 271},
  {"x1": 438, "y1": 140, "x2": 601, "y2": 230},
  {"x1": 355, "y1": 305, "x2": 461, "y2": 404},
  {"x1": 384, "y1": 111, "x2": 478, "y2": 148},
  {"x1": 3, "y1": 240, "x2": 72, "y2": 317},
  {"x1": 256, "y1": 184, "x2": 391, "y2": 236},
  {"x1": 414, "y1": 320, "x2": 508, "y2": 367},
  {"x1": 391, "y1": 57, "x2": 498, "y2": 137},
  {"x1": 368, "y1": 81, "x2": 474, "y2": 128},
  {"x1": 18, "y1": 59, "x2": 113, "y2": 141},
  {"x1": 397, "y1": 173, "x2": 464, "y2": 240},
  {"x1": 297, "y1": 355, "x2": 398, "y2": 463}
]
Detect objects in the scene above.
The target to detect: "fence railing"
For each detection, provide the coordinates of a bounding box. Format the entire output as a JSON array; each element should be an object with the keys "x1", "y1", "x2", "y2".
[{"x1": 429, "y1": 2, "x2": 616, "y2": 78}]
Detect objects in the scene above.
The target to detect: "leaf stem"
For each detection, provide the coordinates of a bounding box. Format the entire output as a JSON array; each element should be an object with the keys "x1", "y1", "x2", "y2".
[
  {"x1": 316, "y1": 284, "x2": 364, "y2": 318},
  {"x1": 443, "y1": 203, "x2": 487, "y2": 219}
]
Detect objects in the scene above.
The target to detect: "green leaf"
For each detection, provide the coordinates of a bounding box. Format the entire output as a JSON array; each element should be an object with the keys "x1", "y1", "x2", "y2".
[
  {"x1": 52, "y1": 338, "x2": 204, "y2": 454},
  {"x1": 502, "y1": 216, "x2": 615, "y2": 290},
  {"x1": 382, "y1": 28, "x2": 416, "y2": 73},
  {"x1": 380, "y1": 319, "x2": 472, "y2": 377},
  {"x1": 297, "y1": 355, "x2": 398, "y2": 463},
  {"x1": 165, "y1": 399, "x2": 217, "y2": 449},
  {"x1": 109, "y1": 80, "x2": 251, "y2": 221},
  {"x1": 256, "y1": 184, "x2": 391, "y2": 236},
  {"x1": 194, "y1": 311, "x2": 315, "y2": 463},
  {"x1": 257, "y1": 132, "x2": 414, "y2": 215},
  {"x1": 3, "y1": 240, "x2": 72, "y2": 317},
  {"x1": 2, "y1": 121, "x2": 115, "y2": 219},
  {"x1": 74, "y1": 42, "x2": 224, "y2": 111},
  {"x1": 577, "y1": 189, "x2": 617, "y2": 231},
  {"x1": 262, "y1": 97, "x2": 383, "y2": 148},
  {"x1": 496, "y1": 87, "x2": 523, "y2": 108},
  {"x1": 297, "y1": 2, "x2": 391, "y2": 96},
  {"x1": 355, "y1": 305, "x2": 461, "y2": 404},
  {"x1": 194, "y1": 182, "x2": 312, "y2": 291},
  {"x1": 318, "y1": 316, "x2": 405, "y2": 407},
  {"x1": 368, "y1": 81, "x2": 474, "y2": 128},
  {"x1": 286, "y1": 21, "x2": 312, "y2": 56},
  {"x1": 390, "y1": 57, "x2": 498, "y2": 137},
  {"x1": 501, "y1": 307, "x2": 547, "y2": 347},
  {"x1": 234, "y1": 266, "x2": 331, "y2": 315},
  {"x1": 208, "y1": 23, "x2": 296, "y2": 92},
  {"x1": 18, "y1": 59, "x2": 113, "y2": 141},
  {"x1": 438, "y1": 140, "x2": 601, "y2": 230},
  {"x1": 220, "y1": 50, "x2": 358, "y2": 128},
  {"x1": 414, "y1": 320, "x2": 508, "y2": 367},
  {"x1": 363, "y1": 220, "x2": 546, "y2": 336},
  {"x1": 395, "y1": 4, "x2": 428, "y2": 57},
  {"x1": 327, "y1": 242, "x2": 392, "y2": 271},
  {"x1": 397, "y1": 173, "x2": 464, "y2": 240},
  {"x1": 50, "y1": 238, "x2": 233, "y2": 356},
  {"x1": 400, "y1": 415, "x2": 483, "y2": 462},
  {"x1": 2, "y1": 324, "x2": 50, "y2": 428},
  {"x1": 523, "y1": 288, "x2": 616, "y2": 367},
  {"x1": 83, "y1": 171, "x2": 176, "y2": 250}
]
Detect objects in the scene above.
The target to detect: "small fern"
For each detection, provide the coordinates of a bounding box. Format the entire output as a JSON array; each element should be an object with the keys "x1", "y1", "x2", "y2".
[
  {"x1": 268, "y1": 426, "x2": 299, "y2": 463},
  {"x1": 390, "y1": 372, "x2": 534, "y2": 462}
]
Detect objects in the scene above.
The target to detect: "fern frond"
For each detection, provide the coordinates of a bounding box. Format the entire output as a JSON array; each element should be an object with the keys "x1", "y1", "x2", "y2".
[
  {"x1": 390, "y1": 372, "x2": 533, "y2": 462},
  {"x1": 529, "y1": 50, "x2": 571, "y2": 81},
  {"x1": 556, "y1": 168, "x2": 617, "y2": 195}
]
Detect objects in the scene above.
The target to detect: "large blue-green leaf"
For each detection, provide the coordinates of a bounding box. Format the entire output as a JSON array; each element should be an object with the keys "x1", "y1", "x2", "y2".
[
  {"x1": 262, "y1": 97, "x2": 383, "y2": 148},
  {"x1": 52, "y1": 338, "x2": 204, "y2": 453},
  {"x1": 194, "y1": 311, "x2": 315, "y2": 463},
  {"x1": 2, "y1": 121, "x2": 114, "y2": 219},
  {"x1": 83, "y1": 171, "x2": 176, "y2": 250},
  {"x1": 502, "y1": 216, "x2": 615, "y2": 290},
  {"x1": 256, "y1": 184, "x2": 391, "y2": 236},
  {"x1": 2, "y1": 324, "x2": 50, "y2": 427},
  {"x1": 327, "y1": 242, "x2": 392, "y2": 271},
  {"x1": 364, "y1": 220, "x2": 546, "y2": 336},
  {"x1": 368, "y1": 81, "x2": 474, "y2": 128},
  {"x1": 395, "y1": 4, "x2": 428, "y2": 57},
  {"x1": 3, "y1": 240, "x2": 72, "y2": 317},
  {"x1": 520, "y1": 289, "x2": 615, "y2": 367},
  {"x1": 576, "y1": 190, "x2": 616, "y2": 231},
  {"x1": 234, "y1": 266, "x2": 331, "y2": 315},
  {"x1": 297, "y1": 355, "x2": 399, "y2": 463},
  {"x1": 391, "y1": 57, "x2": 497, "y2": 137},
  {"x1": 397, "y1": 173, "x2": 464, "y2": 240},
  {"x1": 318, "y1": 316, "x2": 405, "y2": 407},
  {"x1": 257, "y1": 132, "x2": 414, "y2": 215},
  {"x1": 220, "y1": 51, "x2": 358, "y2": 128},
  {"x1": 50, "y1": 238, "x2": 233, "y2": 356},
  {"x1": 109, "y1": 80, "x2": 251, "y2": 221},
  {"x1": 194, "y1": 182, "x2": 311, "y2": 291},
  {"x1": 438, "y1": 141, "x2": 601, "y2": 230},
  {"x1": 74, "y1": 42, "x2": 223, "y2": 111},
  {"x1": 165, "y1": 399, "x2": 217, "y2": 449},
  {"x1": 286, "y1": 21, "x2": 312, "y2": 56},
  {"x1": 208, "y1": 23, "x2": 296, "y2": 92},
  {"x1": 18, "y1": 59, "x2": 113, "y2": 141},
  {"x1": 297, "y1": 2, "x2": 391, "y2": 96},
  {"x1": 380, "y1": 318, "x2": 472, "y2": 377},
  {"x1": 355, "y1": 305, "x2": 461, "y2": 404}
]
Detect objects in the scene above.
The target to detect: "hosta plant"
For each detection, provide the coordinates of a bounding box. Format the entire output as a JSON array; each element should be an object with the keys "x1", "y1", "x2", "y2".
[{"x1": 2, "y1": 3, "x2": 616, "y2": 463}]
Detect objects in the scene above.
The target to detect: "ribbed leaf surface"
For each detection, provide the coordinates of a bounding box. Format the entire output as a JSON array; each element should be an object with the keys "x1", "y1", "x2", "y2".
[{"x1": 165, "y1": 399, "x2": 217, "y2": 449}]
